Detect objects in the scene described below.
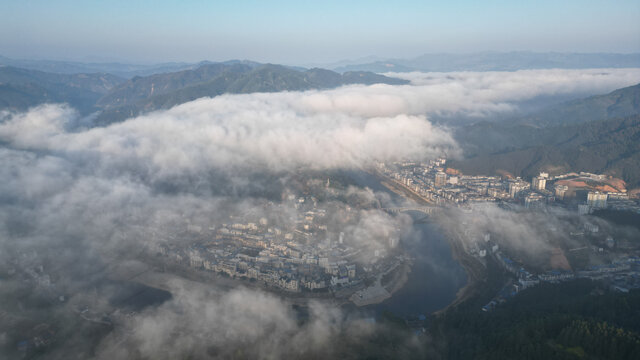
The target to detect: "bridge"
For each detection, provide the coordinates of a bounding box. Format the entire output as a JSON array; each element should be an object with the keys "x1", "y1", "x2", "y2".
[{"x1": 381, "y1": 206, "x2": 439, "y2": 216}]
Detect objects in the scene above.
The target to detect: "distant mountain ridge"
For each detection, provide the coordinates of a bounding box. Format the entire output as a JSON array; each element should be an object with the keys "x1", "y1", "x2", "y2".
[
  {"x1": 0, "y1": 62, "x2": 408, "y2": 123},
  {"x1": 5, "y1": 52, "x2": 640, "y2": 77},
  {"x1": 0, "y1": 55, "x2": 198, "y2": 78},
  {"x1": 96, "y1": 63, "x2": 253, "y2": 109},
  {"x1": 333, "y1": 52, "x2": 640, "y2": 73},
  {"x1": 92, "y1": 63, "x2": 408, "y2": 125}
]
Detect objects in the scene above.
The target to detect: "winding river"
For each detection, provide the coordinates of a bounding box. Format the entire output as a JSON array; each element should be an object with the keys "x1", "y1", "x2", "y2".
[{"x1": 345, "y1": 170, "x2": 468, "y2": 316}]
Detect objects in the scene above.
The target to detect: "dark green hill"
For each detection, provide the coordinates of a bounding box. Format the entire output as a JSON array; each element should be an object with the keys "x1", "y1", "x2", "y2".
[
  {"x1": 93, "y1": 64, "x2": 408, "y2": 125},
  {"x1": 0, "y1": 62, "x2": 406, "y2": 123},
  {"x1": 95, "y1": 63, "x2": 253, "y2": 109},
  {"x1": 451, "y1": 83, "x2": 640, "y2": 186},
  {"x1": 341, "y1": 70, "x2": 409, "y2": 85},
  {"x1": 455, "y1": 84, "x2": 640, "y2": 157},
  {"x1": 432, "y1": 279, "x2": 640, "y2": 360},
  {"x1": 451, "y1": 115, "x2": 640, "y2": 186},
  {"x1": 0, "y1": 66, "x2": 124, "y2": 113}
]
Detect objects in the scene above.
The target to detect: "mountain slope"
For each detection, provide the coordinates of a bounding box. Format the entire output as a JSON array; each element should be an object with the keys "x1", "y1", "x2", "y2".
[
  {"x1": 450, "y1": 84, "x2": 640, "y2": 186},
  {"x1": 96, "y1": 63, "x2": 254, "y2": 109},
  {"x1": 451, "y1": 115, "x2": 640, "y2": 187},
  {"x1": 93, "y1": 64, "x2": 408, "y2": 125},
  {"x1": 516, "y1": 83, "x2": 640, "y2": 127},
  {"x1": 0, "y1": 66, "x2": 124, "y2": 113},
  {"x1": 455, "y1": 83, "x2": 640, "y2": 156}
]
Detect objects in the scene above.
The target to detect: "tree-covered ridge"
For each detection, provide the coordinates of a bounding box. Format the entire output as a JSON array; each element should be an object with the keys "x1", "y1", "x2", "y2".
[
  {"x1": 517, "y1": 83, "x2": 640, "y2": 127},
  {"x1": 432, "y1": 279, "x2": 640, "y2": 360},
  {"x1": 451, "y1": 114, "x2": 640, "y2": 186},
  {"x1": 92, "y1": 64, "x2": 408, "y2": 125},
  {"x1": 451, "y1": 84, "x2": 640, "y2": 187},
  {"x1": 0, "y1": 62, "x2": 408, "y2": 125}
]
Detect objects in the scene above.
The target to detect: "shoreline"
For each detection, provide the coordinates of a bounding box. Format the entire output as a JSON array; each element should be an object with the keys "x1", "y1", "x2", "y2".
[
  {"x1": 350, "y1": 257, "x2": 412, "y2": 306},
  {"x1": 434, "y1": 227, "x2": 487, "y2": 315},
  {"x1": 375, "y1": 173, "x2": 434, "y2": 206}
]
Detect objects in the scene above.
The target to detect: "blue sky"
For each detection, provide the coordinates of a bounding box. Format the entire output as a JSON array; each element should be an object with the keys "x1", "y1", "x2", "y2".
[{"x1": 2, "y1": 0, "x2": 639, "y2": 64}]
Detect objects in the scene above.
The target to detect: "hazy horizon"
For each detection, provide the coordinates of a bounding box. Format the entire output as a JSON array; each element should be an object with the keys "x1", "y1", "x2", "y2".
[
  {"x1": 2, "y1": 0, "x2": 639, "y2": 65},
  {"x1": 3, "y1": 50, "x2": 640, "y2": 69}
]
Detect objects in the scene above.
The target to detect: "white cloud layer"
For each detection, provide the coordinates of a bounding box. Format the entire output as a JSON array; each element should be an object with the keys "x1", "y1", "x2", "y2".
[
  {"x1": 384, "y1": 68, "x2": 640, "y2": 116},
  {"x1": 0, "y1": 100, "x2": 456, "y2": 179}
]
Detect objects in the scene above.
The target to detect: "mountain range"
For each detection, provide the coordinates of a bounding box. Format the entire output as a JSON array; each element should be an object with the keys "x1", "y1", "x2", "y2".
[
  {"x1": 92, "y1": 64, "x2": 408, "y2": 125},
  {"x1": 0, "y1": 55, "x2": 203, "y2": 78},
  {"x1": 331, "y1": 52, "x2": 640, "y2": 73},
  {"x1": 4, "y1": 52, "x2": 640, "y2": 77},
  {"x1": 0, "y1": 62, "x2": 407, "y2": 124}
]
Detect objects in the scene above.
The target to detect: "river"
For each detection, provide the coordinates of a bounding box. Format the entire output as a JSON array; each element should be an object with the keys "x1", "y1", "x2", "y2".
[{"x1": 344, "y1": 170, "x2": 468, "y2": 316}]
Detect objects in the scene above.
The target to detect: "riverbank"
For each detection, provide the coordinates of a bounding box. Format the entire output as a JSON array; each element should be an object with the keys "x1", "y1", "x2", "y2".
[
  {"x1": 350, "y1": 257, "x2": 412, "y2": 306},
  {"x1": 373, "y1": 171, "x2": 434, "y2": 206},
  {"x1": 433, "y1": 227, "x2": 487, "y2": 315}
]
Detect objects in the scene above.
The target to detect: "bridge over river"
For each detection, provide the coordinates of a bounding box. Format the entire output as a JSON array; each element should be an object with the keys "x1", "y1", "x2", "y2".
[
  {"x1": 381, "y1": 206, "x2": 441, "y2": 223},
  {"x1": 382, "y1": 206, "x2": 439, "y2": 215}
]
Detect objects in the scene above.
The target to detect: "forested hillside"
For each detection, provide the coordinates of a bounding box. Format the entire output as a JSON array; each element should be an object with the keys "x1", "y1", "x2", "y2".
[
  {"x1": 451, "y1": 84, "x2": 640, "y2": 187},
  {"x1": 432, "y1": 279, "x2": 640, "y2": 359},
  {"x1": 0, "y1": 66, "x2": 124, "y2": 113}
]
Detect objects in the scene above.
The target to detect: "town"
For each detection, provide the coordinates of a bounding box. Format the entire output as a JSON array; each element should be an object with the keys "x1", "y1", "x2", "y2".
[
  {"x1": 375, "y1": 158, "x2": 637, "y2": 213},
  {"x1": 146, "y1": 191, "x2": 405, "y2": 300},
  {"x1": 375, "y1": 159, "x2": 640, "y2": 311},
  {"x1": 141, "y1": 158, "x2": 640, "y2": 308}
]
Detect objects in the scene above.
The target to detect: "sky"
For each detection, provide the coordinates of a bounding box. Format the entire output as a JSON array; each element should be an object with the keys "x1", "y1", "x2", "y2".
[{"x1": 1, "y1": 0, "x2": 639, "y2": 64}]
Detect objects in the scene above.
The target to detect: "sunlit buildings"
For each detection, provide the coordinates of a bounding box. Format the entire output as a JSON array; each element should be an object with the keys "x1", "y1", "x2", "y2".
[
  {"x1": 587, "y1": 191, "x2": 608, "y2": 209},
  {"x1": 554, "y1": 184, "x2": 569, "y2": 200},
  {"x1": 532, "y1": 175, "x2": 547, "y2": 191},
  {"x1": 509, "y1": 180, "x2": 530, "y2": 198},
  {"x1": 524, "y1": 193, "x2": 545, "y2": 209},
  {"x1": 435, "y1": 171, "x2": 447, "y2": 187}
]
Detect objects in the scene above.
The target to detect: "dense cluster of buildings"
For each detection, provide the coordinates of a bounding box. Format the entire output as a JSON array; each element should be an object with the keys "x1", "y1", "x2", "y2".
[
  {"x1": 377, "y1": 160, "x2": 640, "y2": 214},
  {"x1": 148, "y1": 196, "x2": 401, "y2": 294},
  {"x1": 375, "y1": 159, "x2": 640, "y2": 311},
  {"x1": 146, "y1": 159, "x2": 638, "y2": 304}
]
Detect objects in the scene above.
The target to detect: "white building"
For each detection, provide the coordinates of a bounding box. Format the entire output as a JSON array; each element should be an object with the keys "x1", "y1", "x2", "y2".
[
  {"x1": 587, "y1": 191, "x2": 607, "y2": 209},
  {"x1": 532, "y1": 176, "x2": 547, "y2": 191}
]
